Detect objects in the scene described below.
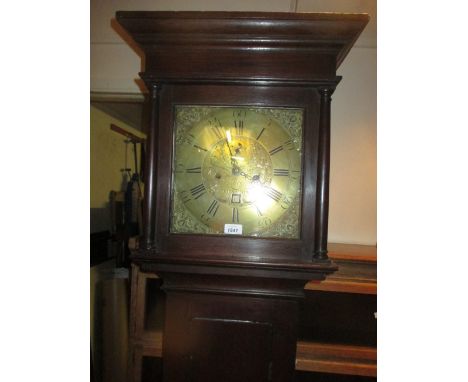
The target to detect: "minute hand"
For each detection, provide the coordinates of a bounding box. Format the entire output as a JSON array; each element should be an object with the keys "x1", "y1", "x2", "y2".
[
  {"x1": 225, "y1": 139, "x2": 234, "y2": 157},
  {"x1": 239, "y1": 170, "x2": 249, "y2": 179},
  {"x1": 225, "y1": 137, "x2": 238, "y2": 172}
]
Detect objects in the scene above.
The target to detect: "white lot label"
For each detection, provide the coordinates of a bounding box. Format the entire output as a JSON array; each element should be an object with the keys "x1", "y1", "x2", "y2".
[{"x1": 224, "y1": 224, "x2": 243, "y2": 235}]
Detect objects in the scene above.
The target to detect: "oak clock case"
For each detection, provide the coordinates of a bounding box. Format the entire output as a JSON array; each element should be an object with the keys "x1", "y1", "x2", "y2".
[{"x1": 171, "y1": 105, "x2": 303, "y2": 239}]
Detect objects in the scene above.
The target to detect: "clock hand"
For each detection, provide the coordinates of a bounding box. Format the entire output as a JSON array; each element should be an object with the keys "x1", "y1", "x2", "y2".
[
  {"x1": 239, "y1": 171, "x2": 252, "y2": 180},
  {"x1": 225, "y1": 130, "x2": 234, "y2": 157},
  {"x1": 211, "y1": 155, "x2": 238, "y2": 174},
  {"x1": 239, "y1": 170, "x2": 261, "y2": 181},
  {"x1": 226, "y1": 140, "x2": 234, "y2": 157},
  {"x1": 224, "y1": 130, "x2": 243, "y2": 174},
  {"x1": 225, "y1": 139, "x2": 240, "y2": 173}
]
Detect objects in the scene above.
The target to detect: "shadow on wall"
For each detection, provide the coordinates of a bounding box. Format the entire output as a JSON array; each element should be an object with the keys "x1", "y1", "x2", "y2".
[
  {"x1": 91, "y1": 206, "x2": 110, "y2": 234},
  {"x1": 110, "y1": 17, "x2": 147, "y2": 94}
]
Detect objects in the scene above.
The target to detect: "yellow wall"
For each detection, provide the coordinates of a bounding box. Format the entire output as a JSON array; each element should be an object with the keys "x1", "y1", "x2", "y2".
[
  {"x1": 90, "y1": 105, "x2": 145, "y2": 232},
  {"x1": 330, "y1": 47, "x2": 377, "y2": 245}
]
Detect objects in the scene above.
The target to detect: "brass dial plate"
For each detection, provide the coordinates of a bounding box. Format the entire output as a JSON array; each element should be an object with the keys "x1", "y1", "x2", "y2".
[{"x1": 170, "y1": 106, "x2": 303, "y2": 239}]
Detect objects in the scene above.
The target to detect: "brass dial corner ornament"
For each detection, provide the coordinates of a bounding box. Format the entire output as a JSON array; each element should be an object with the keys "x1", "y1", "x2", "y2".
[{"x1": 170, "y1": 106, "x2": 304, "y2": 239}]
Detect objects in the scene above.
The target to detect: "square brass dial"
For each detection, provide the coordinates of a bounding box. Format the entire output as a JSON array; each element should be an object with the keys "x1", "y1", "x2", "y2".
[{"x1": 170, "y1": 106, "x2": 303, "y2": 239}]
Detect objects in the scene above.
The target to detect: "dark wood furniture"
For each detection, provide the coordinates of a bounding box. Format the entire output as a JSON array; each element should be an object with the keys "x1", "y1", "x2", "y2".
[
  {"x1": 116, "y1": 11, "x2": 369, "y2": 382},
  {"x1": 297, "y1": 244, "x2": 377, "y2": 379},
  {"x1": 128, "y1": 244, "x2": 376, "y2": 381}
]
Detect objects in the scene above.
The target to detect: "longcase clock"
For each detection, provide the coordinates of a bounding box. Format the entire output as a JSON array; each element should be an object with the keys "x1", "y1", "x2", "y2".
[{"x1": 116, "y1": 11, "x2": 368, "y2": 382}]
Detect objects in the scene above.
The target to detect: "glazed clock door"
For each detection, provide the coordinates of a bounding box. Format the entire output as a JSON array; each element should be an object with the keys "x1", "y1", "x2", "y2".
[
  {"x1": 170, "y1": 106, "x2": 303, "y2": 239},
  {"x1": 116, "y1": 11, "x2": 369, "y2": 382}
]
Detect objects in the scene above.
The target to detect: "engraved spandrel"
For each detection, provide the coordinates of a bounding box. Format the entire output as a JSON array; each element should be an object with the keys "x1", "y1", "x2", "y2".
[
  {"x1": 174, "y1": 106, "x2": 214, "y2": 146},
  {"x1": 171, "y1": 191, "x2": 211, "y2": 234},
  {"x1": 259, "y1": 194, "x2": 301, "y2": 238},
  {"x1": 254, "y1": 108, "x2": 303, "y2": 151}
]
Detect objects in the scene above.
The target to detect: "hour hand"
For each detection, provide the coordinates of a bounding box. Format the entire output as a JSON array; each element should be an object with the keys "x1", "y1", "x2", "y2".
[
  {"x1": 225, "y1": 130, "x2": 234, "y2": 158},
  {"x1": 239, "y1": 170, "x2": 250, "y2": 179},
  {"x1": 240, "y1": 171, "x2": 259, "y2": 181},
  {"x1": 240, "y1": 172, "x2": 261, "y2": 182}
]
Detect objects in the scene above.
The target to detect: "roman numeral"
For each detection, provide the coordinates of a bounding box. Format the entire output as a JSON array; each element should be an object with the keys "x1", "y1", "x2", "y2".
[
  {"x1": 186, "y1": 167, "x2": 201, "y2": 174},
  {"x1": 284, "y1": 139, "x2": 295, "y2": 150},
  {"x1": 273, "y1": 168, "x2": 289, "y2": 177},
  {"x1": 180, "y1": 190, "x2": 191, "y2": 203},
  {"x1": 256, "y1": 127, "x2": 266, "y2": 141},
  {"x1": 254, "y1": 205, "x2": 263, "y2": 217},
  {"x1": 193, "y1": 144, "x2": 208, "y2": 152},
  {"x1": 206, "y1": 200, "x2": 220, "y2": 217},
  {"x1": 233, "y1": 110, "x2": 245, "y2": 135},
  {"x1": 208, "y1": 117, "x2": 225, "y2": 140},
  {"x1": 234, "y1": 120, "x2": 244, "y2": 135},
  {"x1": 265, "y1": 187, "x2": 283, "y2": 202},
  {"x1": 211, "y1": 126, "x2": 223, "y2": 140},
  {"x1": 268, "y1": 145, "x2": 284, "y2": 156},
  {"x1": 232, "y1": 207, "x2": 239, "y2": 223},
  {"x1": 190, "y1": 183, "x2": 206, "y2": 199}
]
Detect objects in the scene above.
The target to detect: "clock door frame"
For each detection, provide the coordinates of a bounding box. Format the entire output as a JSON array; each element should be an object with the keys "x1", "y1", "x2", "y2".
[{"x1": 144, "y1": 81, "x2": 338, "y2": 262}]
